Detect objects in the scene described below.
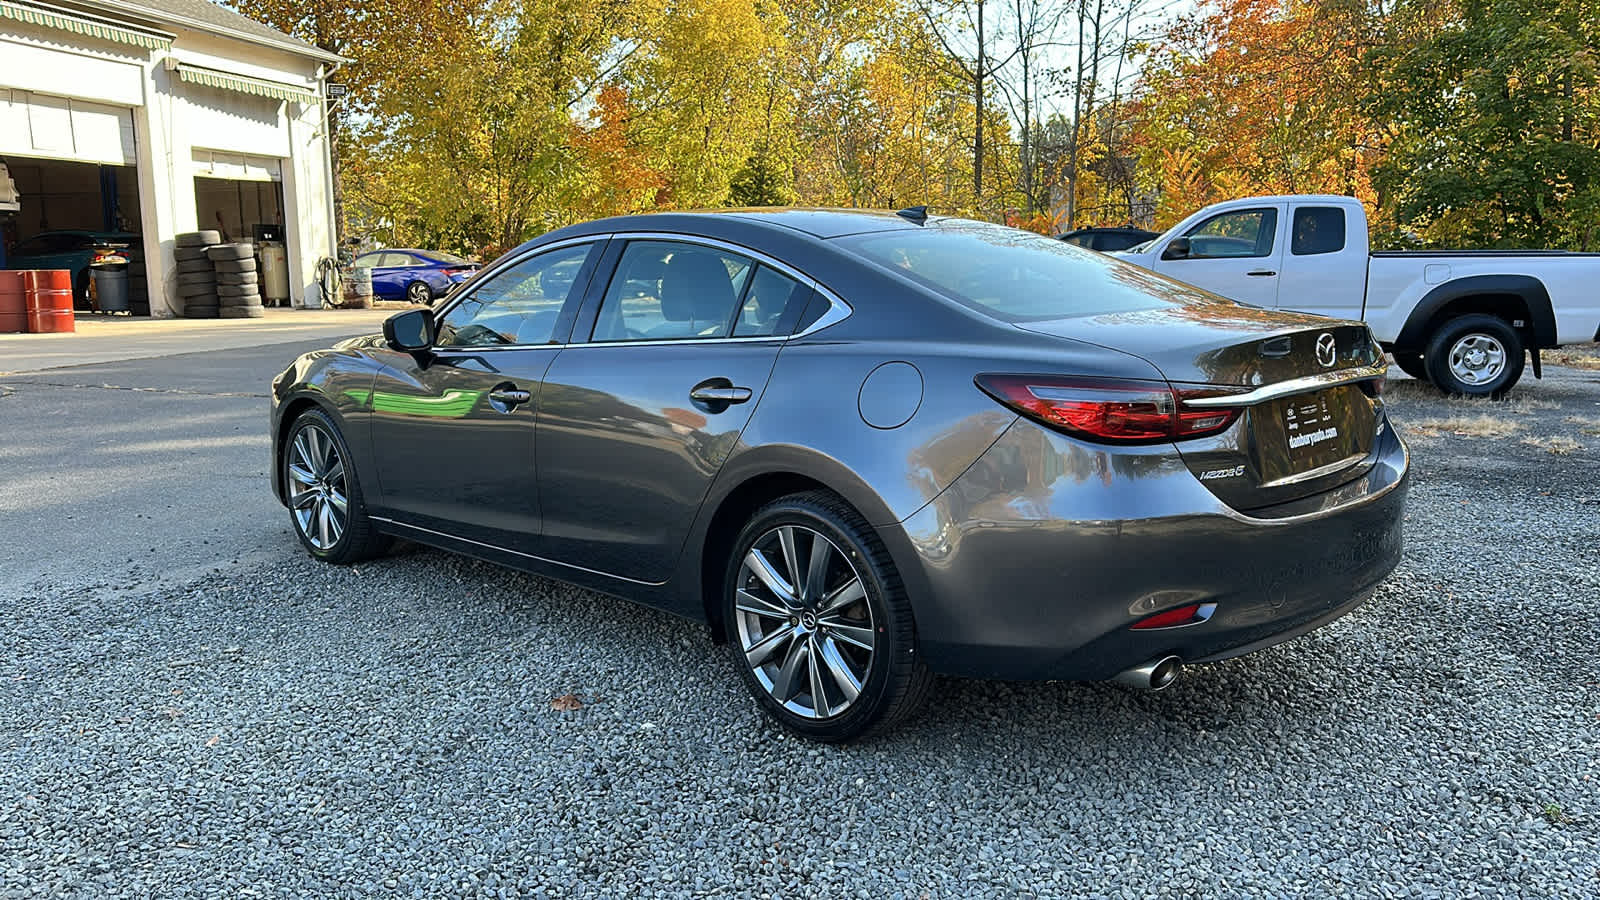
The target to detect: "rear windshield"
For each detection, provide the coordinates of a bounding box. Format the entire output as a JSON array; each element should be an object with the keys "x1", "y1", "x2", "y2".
[
  {"x1": 426, "y1": 251, "x2": 471, "y2": 265},
  {"x1": 837, "y1": 220, "x2": 1221, "y2": 321}
]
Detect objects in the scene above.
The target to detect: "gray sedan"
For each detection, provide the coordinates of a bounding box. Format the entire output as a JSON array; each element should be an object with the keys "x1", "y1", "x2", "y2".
[{"x1": 270, "y1": 209, "x2": 1409, "y2": 741}]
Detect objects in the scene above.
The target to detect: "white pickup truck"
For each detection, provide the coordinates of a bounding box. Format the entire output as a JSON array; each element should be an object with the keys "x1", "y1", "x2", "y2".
[{"x1": 1112, "y1": 194, "x2": 1600, "y2": 396}]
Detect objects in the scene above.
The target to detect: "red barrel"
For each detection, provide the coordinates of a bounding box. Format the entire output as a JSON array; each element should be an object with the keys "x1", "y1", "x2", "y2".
[
  {"x1": 24, "y1": 269, "x2": 75, "y2": 334},
  {"x1": 0, "y1": 270, "x2": 26, "y2": 333}
]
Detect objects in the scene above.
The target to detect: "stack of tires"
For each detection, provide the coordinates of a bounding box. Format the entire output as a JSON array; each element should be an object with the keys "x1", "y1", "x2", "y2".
[
  {"x1": 208, "y1": 242, "x2": 263, "y2": 318},
  {"x1": 175, "y1": 230, "x2": 221, "y2": 318}
]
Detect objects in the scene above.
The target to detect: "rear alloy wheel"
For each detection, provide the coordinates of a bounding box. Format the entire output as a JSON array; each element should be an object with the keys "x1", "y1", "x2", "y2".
[
  {"x1": 724, "y1": 492, "x2": 931, "y2": 741},
  {"x1": 407, "y1": 281, "x2": 433, "y2": 305},
  {"x1": 1423, "y1": 314, "x2": 1525, "y2": 398},
  {"x1": 284, "y1": 409, "x2": 391, "y2": 563}
]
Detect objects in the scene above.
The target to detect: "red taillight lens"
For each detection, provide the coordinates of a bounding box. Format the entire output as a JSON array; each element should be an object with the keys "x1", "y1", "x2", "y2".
[{"x1": 975, "y1": 374, "x2": 1242, "y2": 444}]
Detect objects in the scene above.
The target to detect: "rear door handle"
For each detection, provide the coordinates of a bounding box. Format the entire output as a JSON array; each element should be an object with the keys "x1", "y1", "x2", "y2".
[
  {"x1": 689, "y1": 385, "x2": 753, "y2": 404},
  {"x1": 1246, "y1": 270, "x2": 1277, "y2": 277}
]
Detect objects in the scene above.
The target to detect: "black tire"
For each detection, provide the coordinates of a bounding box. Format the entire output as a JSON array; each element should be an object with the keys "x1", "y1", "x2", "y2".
[
  {"x1": 722, "y1": 491, "x2": 933, "y2": 742},
  {"x1": 1392, "y1": 351, "x2": 1429, "y2": 382},
  {"x1": 217, "y1": 283, "x2": 260, "y2": 298},
  {"x1": 206, "y1": 243, "x2": 254, "y2": 261},
  {"x1": 184, "y1": 304, "x2": 219, "y2": 319},
  {"x1": 176, "y1": 259, "x2": 213, "y2": 275},
  {"x1": 217, "y1": 271, "x2": 258, "y2": 285},
  {"x1": 406, "y1": 281, "x2": 433, "y2": 305},
  {"x1": 177, "y1": 270, "x2": 215, "y2": 286},
  {"x1": 174, "y1": 247, "x2": 210, "y2": 262},
  {"x1": 178, "y1": 282, "x2": 218, "y2": 299},
  {"x1": 282, "y1": 408, "x2": 392, "y2": 564},
  {"x1": 1423, "y1": 314, "x2": 1525, "y2": 398},
  {"x1": 220, "y1": 305, "x2": 265, "y2": 318},
  {"x1": 220, "y1": 293, "x2": 261, "y2": 307},
  {"x1": 213, "y1": 258, "x2": 258, "y2": 274},
  {"x1": 175, "y1": 230, "x2": 221, "y2": 248}
]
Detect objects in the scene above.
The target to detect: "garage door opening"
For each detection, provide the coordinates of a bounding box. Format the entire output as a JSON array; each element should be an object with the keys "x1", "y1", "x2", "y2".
[
  {"x1": 194, "y1": 176, "x2": 283, "y2": 244},
  {"x1": 0, "y1": 156, "x2": 147, "y2": 314}
]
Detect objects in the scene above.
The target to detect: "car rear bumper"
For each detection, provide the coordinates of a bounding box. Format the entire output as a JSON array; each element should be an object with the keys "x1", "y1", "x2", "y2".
[{"x1": 887, "y1": 416, "x2": 1409, "y2": 681}]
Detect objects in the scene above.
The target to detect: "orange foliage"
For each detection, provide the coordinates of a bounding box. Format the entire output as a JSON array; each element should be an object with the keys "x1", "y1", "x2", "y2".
[
  {"x1": 574, "y1": 84, "x2": 666, "y2": 218},
  {"x1": 1133, "y1": 0, "x2": 1384, "y2": 229}
]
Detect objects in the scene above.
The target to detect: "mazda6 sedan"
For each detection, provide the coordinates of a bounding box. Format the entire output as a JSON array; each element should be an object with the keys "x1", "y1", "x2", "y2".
[{"x1": 270, "y1": 208, "x2": 1409, "y2": 741}]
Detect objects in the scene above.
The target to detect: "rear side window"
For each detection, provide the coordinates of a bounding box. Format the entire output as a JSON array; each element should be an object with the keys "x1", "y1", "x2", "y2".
[
  {"x1": 733, "y1": 266, "x2": 809, "y2": 337},
  {"x1": 1291, "y1": 207, "x2": 1347, "y2": 255},
  {"x1": 592, "y1": 241, "x2": 754, "y2": 341},
  {"x1": 838, "y1": 220, "x2": 1224, "y2": 322}
]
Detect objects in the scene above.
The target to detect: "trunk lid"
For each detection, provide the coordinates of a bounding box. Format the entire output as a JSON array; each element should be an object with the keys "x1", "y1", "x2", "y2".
[{"x1": 1016, "y1": 305, "x2": 1388, "y2": 511}]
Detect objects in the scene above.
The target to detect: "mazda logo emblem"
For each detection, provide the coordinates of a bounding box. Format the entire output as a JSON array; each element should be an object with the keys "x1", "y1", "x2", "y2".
[{"x1": 1315, "y1": 333, "x2": 1338, "y2": 368}]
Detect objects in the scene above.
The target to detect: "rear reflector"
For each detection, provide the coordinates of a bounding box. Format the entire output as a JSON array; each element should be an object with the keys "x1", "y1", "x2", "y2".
[
  {"x1": 975, "y1": 374, "x2": 1242, "y2": 444},
  {"x1": 1131, "y1": 602, "x2": 1217, "y2": 630}
]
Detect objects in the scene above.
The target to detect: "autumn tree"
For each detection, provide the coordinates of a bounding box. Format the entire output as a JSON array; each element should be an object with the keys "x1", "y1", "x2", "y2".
[{"x1": 1370, "y1": 0, "x2": 1600, "y2": 248}]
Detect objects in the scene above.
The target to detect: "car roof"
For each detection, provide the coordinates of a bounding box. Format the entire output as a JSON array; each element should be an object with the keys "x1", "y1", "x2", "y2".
[{"x1": 572, "y1": 208, "x2": 928, "y2": 240}]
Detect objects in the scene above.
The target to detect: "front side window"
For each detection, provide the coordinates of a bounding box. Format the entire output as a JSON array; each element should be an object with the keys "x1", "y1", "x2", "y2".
[
  {"x1": 1291, "y1": 207, "x2": 1347, "y2": 255},
  {"x1": 435, "y1": 243, "x2": 593, "y2": 348},
  {"x1": 1183, "y1": 208, "x2": 1278, "y2": 259},
  {"x1": 592, "y1": 241, "x2": 754, "y2": 341}
]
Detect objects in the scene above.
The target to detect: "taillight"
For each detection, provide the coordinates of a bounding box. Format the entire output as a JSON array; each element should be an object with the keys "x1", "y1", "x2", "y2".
[{"x1": 975, "y1": 374, "x2": 1242, "y2": 445}]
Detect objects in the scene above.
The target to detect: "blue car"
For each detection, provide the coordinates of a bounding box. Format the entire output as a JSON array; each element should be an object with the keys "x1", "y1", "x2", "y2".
[{"x1": 351, "y1": 249, "x2": 480, "y2": 305}]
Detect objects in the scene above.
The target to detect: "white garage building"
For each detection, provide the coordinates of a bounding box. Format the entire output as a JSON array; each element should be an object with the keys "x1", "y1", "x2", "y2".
[{"x1": 1, "y1": 0, "x2": 340, "y2": 315}]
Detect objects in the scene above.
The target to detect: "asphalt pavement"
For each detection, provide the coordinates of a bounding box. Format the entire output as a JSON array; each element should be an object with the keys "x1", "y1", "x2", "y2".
[{"x1": 1, "y1": 337, "x2": 1597, "y2": 897}]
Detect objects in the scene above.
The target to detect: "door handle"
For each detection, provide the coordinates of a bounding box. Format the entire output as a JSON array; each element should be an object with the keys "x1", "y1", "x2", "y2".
[
  {"x1": 1246, "y1": 269, "x2": 1277, "y2": 277},
  {"x1": 487, "y1": 385, "x2": 532, "y2": 413},
  {"x1": 690, "y1": 385, "x2": 753, "y2": 404}
]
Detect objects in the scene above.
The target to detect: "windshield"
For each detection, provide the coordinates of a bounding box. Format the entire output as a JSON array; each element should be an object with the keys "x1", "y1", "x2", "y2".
[{"x1": 836, "y1": 219, "x2": 1218, "y2": 321}]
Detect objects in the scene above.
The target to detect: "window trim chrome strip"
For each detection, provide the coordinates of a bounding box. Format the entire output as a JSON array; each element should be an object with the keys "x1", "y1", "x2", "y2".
[{"x1": 1181, "y1": 364, "x2": 1388, "y2": 408}]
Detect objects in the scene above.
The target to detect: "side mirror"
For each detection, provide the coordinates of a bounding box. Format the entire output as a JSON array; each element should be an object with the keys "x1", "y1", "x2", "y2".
[
  {"x1": 383, "y1": 308, "x2": 435, "y2": 352},
  {"x1": 1161, "y1": 237, "x2": 1192, "y2": 261}
]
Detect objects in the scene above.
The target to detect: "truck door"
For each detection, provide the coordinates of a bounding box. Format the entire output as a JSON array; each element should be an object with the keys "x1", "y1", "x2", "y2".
[
  {"x1": 1152, "y1": 203, "x2": 1285, "y2": 308},
  {"x1": 1276, "y1": 203, "x2": 1368, "y2": 319}
]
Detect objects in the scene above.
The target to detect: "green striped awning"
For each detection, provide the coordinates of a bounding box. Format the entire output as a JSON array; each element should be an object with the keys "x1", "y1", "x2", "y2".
[
  {"x1": 175, "y1": 64, "x2": 318, "y2": 103},
  {"x1": 0, "y1": 1, "x2": 171, "y2": 49}
]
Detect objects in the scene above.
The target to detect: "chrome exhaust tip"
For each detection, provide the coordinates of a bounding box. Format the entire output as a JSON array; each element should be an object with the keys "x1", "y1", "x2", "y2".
[{"x1": 1114, "y1": 655, "x2": 1182, "y2": 691}]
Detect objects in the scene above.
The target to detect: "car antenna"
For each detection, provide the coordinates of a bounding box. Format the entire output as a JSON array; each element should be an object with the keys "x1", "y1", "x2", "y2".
[{"x1": 895, "y1": 205, "x2": 930, "y2": 225}]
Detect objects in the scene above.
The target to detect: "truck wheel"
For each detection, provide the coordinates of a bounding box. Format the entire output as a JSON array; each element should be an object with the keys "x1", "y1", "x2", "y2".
[
  {"x1": 1392, "y1": 352, "x2": 1429, "y2": 383},
  {"x1": 1423, "y1": 314, "x2": 1525, "y2": 398}
]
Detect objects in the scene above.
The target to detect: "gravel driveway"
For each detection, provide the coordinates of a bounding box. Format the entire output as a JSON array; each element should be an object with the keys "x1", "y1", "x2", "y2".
[{"x1": 2, "y1": 348, "x2": 1597, "y2": 897}]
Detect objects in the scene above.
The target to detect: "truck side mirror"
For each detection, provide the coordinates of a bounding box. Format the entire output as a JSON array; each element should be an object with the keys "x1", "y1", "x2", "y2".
[{"x1": 1161, "y1": 237, "x2": 1192, "y2": 261}]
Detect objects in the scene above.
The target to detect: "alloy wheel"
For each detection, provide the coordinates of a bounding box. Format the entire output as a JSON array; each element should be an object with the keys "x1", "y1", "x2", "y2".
[
  {"x1": 734, "y1": 524, "x2": 876, "y2": 720},
  {"x1": 408, "y1": 282, "x2": 431, "y2": 304},
  {"x1": 1448, "y1": 333, "x2": 1506, "y2": 386},
  {"x1": 286, "y1": 424, "x2": 348, "y2": 550}
]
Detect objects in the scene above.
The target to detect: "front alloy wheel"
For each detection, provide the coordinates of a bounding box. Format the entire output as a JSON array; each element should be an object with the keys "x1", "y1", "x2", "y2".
[
  {"x1": 724, "y1": 491, "x2": 931, "y2": 741},
  {"x1": 287, "y1": 423, "x2": 348, "y2": 550},
  {"x1": 283, "y1": 408, "x2": 391, "y2": 563}
]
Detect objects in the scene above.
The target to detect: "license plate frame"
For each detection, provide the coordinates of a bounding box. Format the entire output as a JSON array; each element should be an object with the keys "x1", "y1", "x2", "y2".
[{"x1": 1252, "y1": 386, "x2": 1374, "y2": 486}]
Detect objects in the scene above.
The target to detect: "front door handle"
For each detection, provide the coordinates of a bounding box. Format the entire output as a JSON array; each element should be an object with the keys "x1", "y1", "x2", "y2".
[
  {"x1": 488, "y1": 385, "x2": 532, "y2": 413},
  {"x1": 1246, "y1": 269, "x2": 1277, "y2": 277},
  {"x1": 689, "y1": 385, "x2": 753, "y2": 404}
]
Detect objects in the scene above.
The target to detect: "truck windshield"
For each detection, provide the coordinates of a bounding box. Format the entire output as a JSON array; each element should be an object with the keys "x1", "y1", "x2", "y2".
[{"x1": 835, "y1": 219, "x2": 1224, "y2": 322}]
